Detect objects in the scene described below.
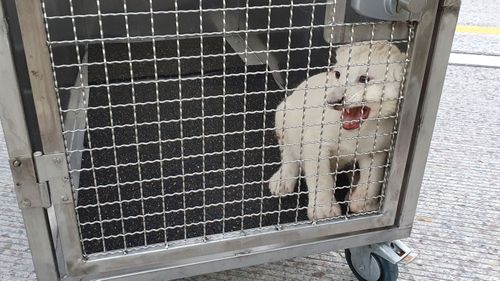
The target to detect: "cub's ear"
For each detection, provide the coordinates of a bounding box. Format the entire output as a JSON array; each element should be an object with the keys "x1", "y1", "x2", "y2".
[
  {"x1": 368, "y1": 42, "x2": 406, "y2": 81},
  {"x1": 389, "y1": 46, "x2": 406, "y2": 63},
  {"x1": 373, "y1": 42, "x2": 389, "y2": 53},
  {"x1": 372, "y1": 43, "x2": 406, "y2": 63},
  {"x1": 335, "y1": 46, "x2": 350, "y2": 63}
]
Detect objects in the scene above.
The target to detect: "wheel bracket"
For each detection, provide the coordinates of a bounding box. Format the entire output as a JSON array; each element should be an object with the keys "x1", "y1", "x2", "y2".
[{"x1": 371, "y1": 240, "x2": 417, "y2": 265}]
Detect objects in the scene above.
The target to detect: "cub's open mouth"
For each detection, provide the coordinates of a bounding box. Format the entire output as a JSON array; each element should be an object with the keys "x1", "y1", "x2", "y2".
[{"x1": 333, "y1": 105, "x2": 371, "y2": 130}]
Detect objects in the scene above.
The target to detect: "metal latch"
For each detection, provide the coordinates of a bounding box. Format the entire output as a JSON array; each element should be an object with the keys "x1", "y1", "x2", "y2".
[{"x1": 351, "y1": 0, "x2": 428, "y2": 21}]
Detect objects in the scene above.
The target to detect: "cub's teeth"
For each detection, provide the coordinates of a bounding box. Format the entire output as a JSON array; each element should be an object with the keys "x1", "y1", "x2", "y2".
[{"x1": 346, "y1": 108, "x2": 351, "y2": 114}]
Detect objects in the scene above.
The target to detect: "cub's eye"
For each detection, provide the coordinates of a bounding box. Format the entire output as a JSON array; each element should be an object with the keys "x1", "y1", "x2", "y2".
[
  {"x1": 359, "y1": 75, "x2": 371, "y2": 83},
  {"x1": 334, "y1": 71, "x2": 341, "y2": 79}
]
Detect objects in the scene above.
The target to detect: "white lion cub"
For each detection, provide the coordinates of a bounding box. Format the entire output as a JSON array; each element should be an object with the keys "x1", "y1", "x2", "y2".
[{"x1": 268, "y1": 43, "x2": 406, "y2": 220}]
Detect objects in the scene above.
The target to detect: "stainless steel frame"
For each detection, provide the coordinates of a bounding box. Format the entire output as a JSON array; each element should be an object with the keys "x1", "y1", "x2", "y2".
[
  {"x1": 0, "y1": 2, "x2": 58, "y2": 279},
  {"x1": 0, "y1": 0, "x2": 460, "y2": 280}
]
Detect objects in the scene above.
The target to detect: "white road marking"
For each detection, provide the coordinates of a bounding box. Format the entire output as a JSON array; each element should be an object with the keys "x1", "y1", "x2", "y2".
[{"x1": 448, "y1": 53, "x2": 500, "y2": 68}]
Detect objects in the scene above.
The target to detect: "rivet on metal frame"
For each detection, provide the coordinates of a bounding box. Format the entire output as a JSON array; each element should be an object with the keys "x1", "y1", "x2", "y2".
[
  {"x1": 53, "y1": 157, "x2": 62, "y2": 165},
  {"x1": 21, "y1": 199, "x2": 31, "y2": 208}
]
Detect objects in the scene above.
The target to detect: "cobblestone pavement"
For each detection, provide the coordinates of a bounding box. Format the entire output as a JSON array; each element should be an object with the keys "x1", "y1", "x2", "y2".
[{"x1": 1, "y1": 0, "x2": 499, "y2": 280}]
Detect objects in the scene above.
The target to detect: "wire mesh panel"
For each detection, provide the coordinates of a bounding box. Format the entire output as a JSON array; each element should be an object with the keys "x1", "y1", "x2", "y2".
[{"x1": 40, "y1": 0, "x2": 414, "y2": 258}]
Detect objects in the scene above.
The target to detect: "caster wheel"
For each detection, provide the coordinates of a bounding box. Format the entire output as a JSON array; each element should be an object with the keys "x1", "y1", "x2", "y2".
[{"x1": 345, "y1": 248, "x2": 398, "y2": 281}]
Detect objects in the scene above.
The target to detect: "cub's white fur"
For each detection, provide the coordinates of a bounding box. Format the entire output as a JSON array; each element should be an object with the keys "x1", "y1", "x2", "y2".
[{"x1": 268, "y1": 43, "x2": 406, "y2": 220}]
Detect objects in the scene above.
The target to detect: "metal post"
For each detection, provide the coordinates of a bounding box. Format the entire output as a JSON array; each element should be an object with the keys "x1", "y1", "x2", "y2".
[
  {"x1": 397, "y1": 0, "x2": 461, "y2": 228},
  {"x1": 0, "y1": 2, "x2": 59, "y2": 279},
  {"x1": 13, "y1": 0, "x2": 84, "y2": 276}
]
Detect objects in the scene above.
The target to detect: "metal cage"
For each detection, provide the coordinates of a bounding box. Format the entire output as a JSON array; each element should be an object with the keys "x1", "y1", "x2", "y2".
[{"x1": 0, "y1": 0, "x2": 460, "y2": 280}]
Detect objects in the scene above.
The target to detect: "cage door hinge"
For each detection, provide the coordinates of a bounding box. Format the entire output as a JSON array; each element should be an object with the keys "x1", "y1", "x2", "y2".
[
  {"x1": 33, "y1": 152, "x2": 68, "y2": 183},
  {"x1": 32, "y1": 151, "x2": 73, "y2": 206},
  {"x1": 11, "y1": 151, "x2": 69, "y2": 209},
  {"x1": 10, "y1": 154, "x2": 51, "y2": 209}
]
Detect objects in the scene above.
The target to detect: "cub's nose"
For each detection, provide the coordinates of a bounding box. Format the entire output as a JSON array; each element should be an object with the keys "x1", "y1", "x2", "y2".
[{"x1": 327, "y1": 97, "x2": 344, "y2": 111}]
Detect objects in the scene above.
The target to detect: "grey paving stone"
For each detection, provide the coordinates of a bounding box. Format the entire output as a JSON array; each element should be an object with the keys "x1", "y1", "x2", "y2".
[
  {"x1": 452, "y1": 33, "x2": 500, "y2": 56},
  {"x1": 457, "y1": 0, "x2": 500, "y2": 27}
]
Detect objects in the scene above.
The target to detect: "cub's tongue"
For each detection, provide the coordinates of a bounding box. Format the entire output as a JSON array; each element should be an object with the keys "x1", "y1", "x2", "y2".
[{"x1": 341, "y1": 106, "x2": 370, "y2": 130}]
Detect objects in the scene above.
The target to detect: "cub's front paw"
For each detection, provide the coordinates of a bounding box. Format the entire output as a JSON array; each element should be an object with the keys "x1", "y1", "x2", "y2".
[
  {"x1": 268, "y1": 169, "x2": 296, "y2": 195},
  {"x1": 348, "y1": 198, "x2": 380, "y2": 214},
  {"x1": 307, "y1": 203, "x2": 342, "y2": 220}
]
